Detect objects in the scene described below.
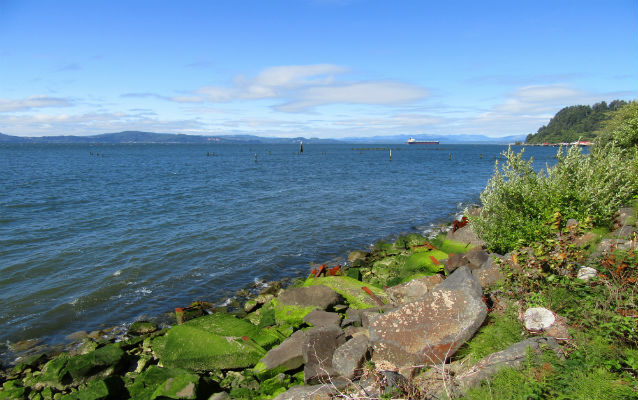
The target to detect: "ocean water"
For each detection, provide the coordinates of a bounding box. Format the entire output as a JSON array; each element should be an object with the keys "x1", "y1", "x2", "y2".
[{"x1": 0, "y1": 143, "x2": 558, "y2": 357}]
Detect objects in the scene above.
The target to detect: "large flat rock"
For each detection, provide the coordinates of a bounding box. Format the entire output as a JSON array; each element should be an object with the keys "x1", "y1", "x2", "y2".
[{"x1": 369, "y1": 267, "x2": 486, "y2": 368}]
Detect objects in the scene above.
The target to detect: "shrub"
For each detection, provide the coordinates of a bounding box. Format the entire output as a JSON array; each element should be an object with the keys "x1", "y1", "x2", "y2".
[{"x1": 470, "y1": 145, "x2": 638, "y2": 253}]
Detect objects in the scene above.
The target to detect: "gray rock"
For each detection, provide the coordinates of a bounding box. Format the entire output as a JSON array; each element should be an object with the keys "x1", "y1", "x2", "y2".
[
  {"x1": 370, "y1": 267, "x2": 486, "y2": 368},
  {"x1": 446, "y1": 225, "x2": 486, "y2": 248},
  {"x1": 302, "y1": 326, "x2": 346, "y2": 384},
  {"x1": 360, "y1": 309, "x2": 382, "y2": 328},
  {"x1": 434, "y1": 265, "x2": 483, "y2": 299},
  {"x1": 332, "y1": 335, "x2": 371, "y2": 380},
  {"x1": 443, "y1": 253, "x2": 465, "y2": 274},
  {"x1": 444, "y1": 248, "x2": 489, "y2": 274},
  {"x1": 303, "y1": 310, "x2": 341, "y2": 328},
  {"x1": 386, "y1": 275, "x2": 444, "y2": 305},
  {"x1": 341, "y1": 308, "x2": 363, "y2": 328},
  {"x1": 523, "y1": 307, "x2": 555, "y2": 331},
  {"x1": 255, "y1": 330, "x2": 306, "y2": 378},
  {"x1": 617, "y1": 207, "x2": 637, "y2": 227},
  {"x1": 472, "y1": 255, "x2": 504, "y2": 288},
  {"x1": 577, "y1": 266, "x2": 598, "y2": 281},
  {"x1": 456, "y1": 337, "x2": 561, "y2": 393},
  {"x1": 272, "y1": 384, "x2": 336, "y2": 400},
  {"x1": 208, "y1": 393, "x2": 231, "y2": 400},
  {"x1": 347, "y1": 250, "x2": 368, "y2": 264},
  {"x1": 612, "y1": 225, "x2": 637, "y2": 239},
  {"x1": 277, "y1": 285, "x2": 344, "y2": 310}
]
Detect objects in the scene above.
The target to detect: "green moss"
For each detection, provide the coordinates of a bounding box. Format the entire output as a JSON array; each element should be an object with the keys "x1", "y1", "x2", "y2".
[
  {"x1": 302, "y1": 276, "x2": 388, "y2": 309},
  {"x1": 0, "y1": 380, "x2": 28, "y2": 400},
  {"x1": 36, "y1": 355, "x2": 71, "y2": 390},
  {"x1": 65, "y1": 344, "x2": 125, "y2": 381},
  {"x1": 127, "y1": 366, "x2": 195, "y2": 400},
  {"x1": 431, "y1": 234, "x2": 474, "y2": 254},
  {"x1": 183, "y1": 312, "x2": 282, "y2": 349},
  {"x1": 153, "y1": 325, "x2": 266, "y2": 372},
  {"x1": 403, "y1": 250, "x2": 447, "y2": 274},
  {"x1": 150, "y1": 373, "x2": 199, "y2": 399},
  {"x1": 271, "y1": 299, "x2": 316, "y2": 327}
]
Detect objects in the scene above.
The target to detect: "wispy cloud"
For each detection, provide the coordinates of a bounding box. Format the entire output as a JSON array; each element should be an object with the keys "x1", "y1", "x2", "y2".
[
  {"x1": 276, "y1": 81, "x2": 428, "y2": 112},
  {"x1": 0, "y1": 95, "x2": 72, "y2": 112},
  {"x1": 188, "y1": 64, "x2": 428, "y2": 112}
]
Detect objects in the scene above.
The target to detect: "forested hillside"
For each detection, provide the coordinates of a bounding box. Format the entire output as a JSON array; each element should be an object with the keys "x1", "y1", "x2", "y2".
[{"x1": 526, "y1": 100, "x2": 627, "y2": 144}]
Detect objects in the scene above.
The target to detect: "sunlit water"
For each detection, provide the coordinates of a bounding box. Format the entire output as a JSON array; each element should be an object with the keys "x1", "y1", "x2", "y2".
[{"x1": 0, "y1": 143, "x2": 558, "y2": 358}]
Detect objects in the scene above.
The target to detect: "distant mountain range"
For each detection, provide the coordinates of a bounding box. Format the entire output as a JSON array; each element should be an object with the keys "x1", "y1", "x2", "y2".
[{"x1": 0, "y1": 131, "x2": 525, "y2": 144}]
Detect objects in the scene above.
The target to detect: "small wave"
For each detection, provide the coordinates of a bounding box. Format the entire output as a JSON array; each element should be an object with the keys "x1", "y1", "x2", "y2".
[
  {"x1": 112, "y1": 270, "x2": 122, "y2": 276},
  {"x1": 135, "y1": 287, "x2": 152, "y2": 295}
]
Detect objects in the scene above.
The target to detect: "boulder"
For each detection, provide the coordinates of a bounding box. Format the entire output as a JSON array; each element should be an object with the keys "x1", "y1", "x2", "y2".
[
  {"x1": 612, "y1": 225, "x2": 637, "y2": 239},
  {"x1": 444, "y1": 248, "x2": 489, "y2": 274},
  {"x1": 150, "y1": 373, "x2": 199, "y2": 399},
  {"x1": 332, "y1": 335, "x2": 371, "y2": 380},
  {"x1": 277, "y1": 285, "x2": 343, "y2": 310},
  {"x1": 302, "y1": 326, "x2": 346, "y2": 384},
  {"x1": 272, "y1": 384, "x2": 335, "y2": 400},
  {"x1": 129, "y1": 321, "x2": 158, "y2": 336},
  {"x1": 445, "y1": 225, "x2": 485, "y2": 248},
  {"x1": 385, "y1": 275, "x2": 444, "y2": 305},
  {"x1": 303, "y1": 310, "x2": 341, "y2": 328},
  {"x1": 65, "y1": 344, "x2": 126, "y2": 383},
  {"x1": 617, "y1": 207, "x2": 637, "y2": 227},
  {"x1": 369, "y1": 267, "x2": 486, "y2": 368},
  {"x1": 254, "y1": 330, "x2": 306, "y2": 380},
  {"x1": 347, "y1": 250, "x2": 368, "y2": 264},
  {"x1": 274, "y1": 286, "x2": 344, "y2": 326},
  {"x1": 455, "y1": 337, "x2": 561, "y2": 394},
  {"x1": 472, "y1": 255, "x2": 505, "y2": 288},
  {"x1": 127, "y1": 366, "x2": 199, "y2": 400},
  {"x1": 152, "y1": 320, "x2": 269, "y2": 372},
  {"x1": 302, "y1": 276, "x2": 388, "y2": 309}
]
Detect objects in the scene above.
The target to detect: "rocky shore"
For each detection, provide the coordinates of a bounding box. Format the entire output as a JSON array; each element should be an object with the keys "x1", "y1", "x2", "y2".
[{"x1": 1, "y1": 205, "x2": 637, "y2": 400}]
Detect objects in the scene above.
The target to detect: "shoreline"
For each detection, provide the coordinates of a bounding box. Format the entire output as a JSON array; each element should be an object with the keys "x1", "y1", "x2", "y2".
[{"x1": 1, "y1": 205, "x2": 469, "y2": 367}]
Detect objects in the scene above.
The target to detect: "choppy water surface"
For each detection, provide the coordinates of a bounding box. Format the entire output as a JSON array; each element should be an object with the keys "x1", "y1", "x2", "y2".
[{"x1": 0, "y1": 143, "x2": 558, "y2": 356}]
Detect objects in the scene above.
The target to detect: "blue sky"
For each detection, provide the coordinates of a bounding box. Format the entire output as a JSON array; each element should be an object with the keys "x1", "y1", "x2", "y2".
[{"x1": 1, "y1": 0, "x2": 636, "y2": 138}]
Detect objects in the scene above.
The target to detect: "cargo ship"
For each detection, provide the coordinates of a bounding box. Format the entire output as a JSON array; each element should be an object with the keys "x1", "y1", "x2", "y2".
[{"x1": 407, "y1": 137, "x2": 439, "y2": 145}]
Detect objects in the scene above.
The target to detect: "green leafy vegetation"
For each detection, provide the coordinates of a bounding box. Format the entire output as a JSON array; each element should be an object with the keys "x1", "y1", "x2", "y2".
[
  {"x1": 470, "y1": 141, "x2": 638, "y2": 254},
  {"x1": 526, "y1": 100, "x2": 627, "y2": 144}
]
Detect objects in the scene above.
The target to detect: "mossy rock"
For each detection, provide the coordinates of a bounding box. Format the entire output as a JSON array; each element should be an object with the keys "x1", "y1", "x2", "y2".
[
  {"x1": 60, "y1": 376, "x2": 125, "y2": 400},
  {"x1": 404, "y1": 250, "x2": 448, "y2": 274},
  {"x1": 0, "y1": 380, "x2": 28, "y2": 400},
  {"x1": 65, "y1": 344, "x2": 126, "y2": 382},
  {"x1": 395, "y1": 233, "x2": 428, "y2": 249},
  {"x1": 271, "y1": 299, "x2": 316, "y2": 327},
  {"x1": 244, "y1": 301, "x2": 276, "y2": 329},
  {"x1": 127, "y1": 366, "x2": 197, "y2": 400},
  {"x1": 260, "y1": 373, "x2": 291, "y2": 397},
  {"x1": 181, "y1": 313, "x2": 282, "y2": 349},
  {"x1": 150, "y1": 373, "x2": 199, "y2": 399},
  {"x1": 36, "y1": 355, "x2": 72, "y2": 390},
  {"x1": 432, "y1": 235, "x2": 475, "y2": 254},
  {"x1": 152, "y1": 325, "x2": 266, "y2": 372},
  {"x1": 302, "y1": 276, "x2": 388, "y2": 309},
  {"x1": 129, "y1": 321, "x2": 158, "y2": 336}
]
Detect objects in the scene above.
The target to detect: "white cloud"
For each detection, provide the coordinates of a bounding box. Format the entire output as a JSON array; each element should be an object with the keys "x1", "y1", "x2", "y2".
[
  {"x1": 277, "y1": 81, "x2": 428, "y2": 112},
  {"x1": 190, "y1": 64, "x2": 427, "y2": 112},
  {"x1": 0, "y1": 95, "x2": 72, "y2": 112}
]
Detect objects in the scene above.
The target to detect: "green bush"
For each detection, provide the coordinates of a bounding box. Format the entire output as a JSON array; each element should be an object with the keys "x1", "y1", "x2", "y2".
[{"x1": 470, "y1": 144, "x2": 638, "y2": 253}]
